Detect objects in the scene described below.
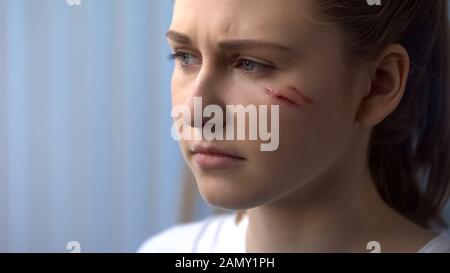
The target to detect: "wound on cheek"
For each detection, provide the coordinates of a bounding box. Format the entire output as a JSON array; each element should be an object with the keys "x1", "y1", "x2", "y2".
[
  {"x1": 264, "y1": 86, "x2": 314, "y2": 108},
  {"x1": 287, "y1": 86, "x2": 314, "y2": 106}
]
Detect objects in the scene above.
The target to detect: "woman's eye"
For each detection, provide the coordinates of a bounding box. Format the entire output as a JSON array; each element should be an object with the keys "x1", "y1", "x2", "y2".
[
  {"x1": 235, "y1": 59, "x2": 273, "y2": 75},
  {"x1": 168, "y1": 52, "x2": 200, "y2": 68}
]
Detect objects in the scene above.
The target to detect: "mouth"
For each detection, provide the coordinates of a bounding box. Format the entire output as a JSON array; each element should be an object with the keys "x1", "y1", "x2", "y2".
[{"x1": 190, "y1": 143, "x2": 246, "y2": 169}]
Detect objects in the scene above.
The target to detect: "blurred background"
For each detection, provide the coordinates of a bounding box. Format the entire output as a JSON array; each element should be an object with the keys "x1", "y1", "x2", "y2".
[
  {"x1": 0, "y1": 0, "x2": 215, "y2": 252},
  {"x1": 0, "y1": 0, "x2": 449, "y2": 253}
]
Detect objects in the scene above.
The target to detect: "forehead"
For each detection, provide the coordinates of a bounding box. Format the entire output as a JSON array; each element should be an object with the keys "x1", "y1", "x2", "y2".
[{"x1": 170, "y1": 0, "x2": 316, "y2": 44}]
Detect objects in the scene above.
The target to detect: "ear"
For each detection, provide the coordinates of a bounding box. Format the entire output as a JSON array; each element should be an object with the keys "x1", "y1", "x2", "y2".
[{"x1": 356, "y1": 44, "x2": 410, "y2": 127}]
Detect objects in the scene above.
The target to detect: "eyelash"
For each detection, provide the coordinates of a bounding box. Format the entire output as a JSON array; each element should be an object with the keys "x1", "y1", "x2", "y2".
[
  {"x1": 168, "y1": 51, "x2": 275, "y2": 76},
  {"x1": 167, "y1": 52, "x2": 200, "y2": 72},
  {"x1": 234, "y1": 58, "x2": 275, "y2": 76}
]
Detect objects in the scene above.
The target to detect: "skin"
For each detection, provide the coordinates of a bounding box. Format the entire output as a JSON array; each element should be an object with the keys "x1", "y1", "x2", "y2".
[{"x1": 168, "y1": 0, "x2": 436, "y2": 252}]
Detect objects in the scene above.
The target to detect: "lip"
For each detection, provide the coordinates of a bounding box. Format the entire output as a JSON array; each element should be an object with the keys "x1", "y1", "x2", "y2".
[{"x1": 190, "y1": 143, "x2": 245, "y2": 169}]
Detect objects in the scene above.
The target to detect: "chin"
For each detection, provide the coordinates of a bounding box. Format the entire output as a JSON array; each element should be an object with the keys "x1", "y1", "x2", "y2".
[{"x1": 194, "y1": 173, "x2": 275, "y2": 211}]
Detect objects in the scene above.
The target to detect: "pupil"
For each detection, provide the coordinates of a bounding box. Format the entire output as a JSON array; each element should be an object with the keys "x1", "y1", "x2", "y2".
[
  {"x1": 245, "y1": 61, "x2": 254, "y2": 70},
  {"x1": 183, "y1": 54, "x2": 190, "y2": 64}
]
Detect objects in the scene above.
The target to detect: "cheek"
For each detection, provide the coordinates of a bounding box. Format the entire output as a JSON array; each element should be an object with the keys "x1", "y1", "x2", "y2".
[
  {"x1": 171, "y1": 93, "x2": 184, "y2": 109},
  {"x1": 170, "y1": 77, "x2": 179, "y2": 106},
  {"x1": 279, "y1": 90, "x2": 349, "y2": 150},
  {"x1": 249, "y1": 97, "x2": 350, "y2": 183},
  {"x1": 171, "y1": 79, "x2": 194, "y2": 109}
]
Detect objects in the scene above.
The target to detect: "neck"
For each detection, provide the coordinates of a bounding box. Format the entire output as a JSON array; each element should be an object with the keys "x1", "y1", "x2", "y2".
[{"x1": 245, "y1": 133, "x2": 423, "y2": 252}]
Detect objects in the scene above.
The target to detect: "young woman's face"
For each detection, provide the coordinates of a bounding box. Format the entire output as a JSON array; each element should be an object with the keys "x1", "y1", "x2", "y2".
[{"x1": 168, "y1": 0, "x2": 364, "y2": 209}]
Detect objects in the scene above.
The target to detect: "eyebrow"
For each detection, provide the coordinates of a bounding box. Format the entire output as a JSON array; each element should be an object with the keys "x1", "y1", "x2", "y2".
[
  {"x1": 166, "y1": 30, "x2": 291, "y2": 52},
  {"x1": 166, "y1": 30, "x2": 192, "y2": 44}
]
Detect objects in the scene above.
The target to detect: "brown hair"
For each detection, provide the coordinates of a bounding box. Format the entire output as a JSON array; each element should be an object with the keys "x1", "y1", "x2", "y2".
[{"x1": 311, "y1": 0, "x2": 450, "y2": 229}]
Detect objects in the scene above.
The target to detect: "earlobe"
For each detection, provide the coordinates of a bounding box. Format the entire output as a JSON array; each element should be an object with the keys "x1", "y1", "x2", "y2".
[{"x1": 355, "y1": 44, "x2": 410, "y2": 127}]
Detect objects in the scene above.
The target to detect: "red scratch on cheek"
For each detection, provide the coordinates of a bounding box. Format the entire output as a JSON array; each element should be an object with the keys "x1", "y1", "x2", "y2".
[
  {"x1": 263, "y1": 86, "x2": 314, "y2": 109},
  {"x1": 264, "y1": 88, "x2": 301, "y2": 108},
  {"x1": 287, "y1": 86, "x2": 314, "y2": 106}
]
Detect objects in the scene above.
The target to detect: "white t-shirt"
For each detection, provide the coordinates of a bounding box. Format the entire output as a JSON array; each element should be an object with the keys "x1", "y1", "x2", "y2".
[{"x1": 138, "y1": 213, "x2": 450, "y2": 253}]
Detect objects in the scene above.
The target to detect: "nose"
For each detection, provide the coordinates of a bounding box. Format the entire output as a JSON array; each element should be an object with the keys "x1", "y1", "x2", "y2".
[{"x1": 183, "y1": 66, "x2": 226, "y2": 129}]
